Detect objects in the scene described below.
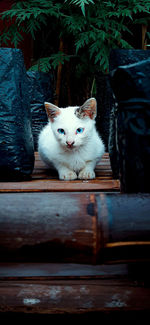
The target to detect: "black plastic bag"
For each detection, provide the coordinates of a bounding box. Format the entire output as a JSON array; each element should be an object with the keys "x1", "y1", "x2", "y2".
[
  {"x1": 109, "y1": 49, "x2": 150, "y2": 179},
  {"x1": 0, "y1": 48, "x2": 34, "y2": 180},
  {"x1": 110, "y1": 58, "x2": 150, "y2": 193},
  {"x1": 27, "y1": 71, "x2": 53, "y2": 150},
  {"x1": 95, "y1": 72, "x2": 112, "y2": 151}
]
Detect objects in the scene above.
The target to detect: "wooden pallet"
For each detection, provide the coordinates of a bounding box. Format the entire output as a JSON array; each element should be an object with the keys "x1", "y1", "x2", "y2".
[{"x1": 0, "y1": 152, "x2": 120, "y2": 192}]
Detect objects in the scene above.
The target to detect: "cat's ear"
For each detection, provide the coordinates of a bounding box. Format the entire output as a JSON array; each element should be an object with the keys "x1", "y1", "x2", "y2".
[
  {"x1": 44, "y1": 102, "x2": 61, "y2": 122},
  {"x1": 75, "y1": 98, "x2": 97, "y2": 120}
]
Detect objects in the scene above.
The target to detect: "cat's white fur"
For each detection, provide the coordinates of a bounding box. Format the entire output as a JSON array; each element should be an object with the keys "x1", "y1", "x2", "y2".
[{"x1": 38, "y1": 98, "x2": 105, "y2": 180}]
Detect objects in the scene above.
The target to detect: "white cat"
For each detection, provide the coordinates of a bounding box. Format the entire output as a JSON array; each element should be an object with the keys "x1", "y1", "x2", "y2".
[{"x1": 38, "y1": 98, "x2": 105, "y2": 180}]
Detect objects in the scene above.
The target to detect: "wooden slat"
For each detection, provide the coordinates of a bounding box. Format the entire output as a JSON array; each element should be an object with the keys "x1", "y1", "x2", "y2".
[
  {"x1": 0, "y1": 263, "x2": 128, "y2": 279},
  {"x1": 0, "y1": 152, "x2": 120, "y2": 192},
  {"x1": 0, "y1": 179, "x2": 120, "y2": 193},
  {"x1": 32, "y1": 153, "x2": 113, "y2": 178},
  {"x1": 0, "y1": 278, "x2": 150, "y2": 314},
  {"x1": 0, "y1": 263, "x2": 149, "y2": 315}
]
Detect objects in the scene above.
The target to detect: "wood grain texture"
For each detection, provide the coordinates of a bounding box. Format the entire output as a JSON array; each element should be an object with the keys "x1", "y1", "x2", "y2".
[
  {"x1": 0, "y1": 192, "x2": 150, "y2": 263},
  {"x1": 0, "y1": 153, "x2": 120, "y2": 192},
  {"x1": 0, "y1": 278, "x2": 150, "y2": 314},
  {"x1": 0, "y1": 263, "x2": 128, "y2": 279},
  {"x1": 0, "y1": 151, "x2": 150, "y2": 317}
]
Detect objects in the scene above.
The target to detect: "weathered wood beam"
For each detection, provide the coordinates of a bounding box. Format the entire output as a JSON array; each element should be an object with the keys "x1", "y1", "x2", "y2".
[
  {"x1": 0, "y1": 278, "x2": 150, "y2": 315},
  {"x1": 0, "y1": 193, "x2": 150, "y2": 264}
]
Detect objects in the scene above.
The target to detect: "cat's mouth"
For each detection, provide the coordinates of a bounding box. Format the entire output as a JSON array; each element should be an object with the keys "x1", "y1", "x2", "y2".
[
  {"x1": 66, "y1": 141, "x2": 75, "y2": 149},
  {"x1": 66, "y1": 144, "x2": 74, "y2": 149}
]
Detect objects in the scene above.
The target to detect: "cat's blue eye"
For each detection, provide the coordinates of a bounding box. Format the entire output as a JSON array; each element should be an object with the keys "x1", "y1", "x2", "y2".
[
  {"x1": 76, "y1": 127, "x2": 84, "y2": 134},
  {"x1": 57, "y1": 128, "x2": 65, "y2": 135}
]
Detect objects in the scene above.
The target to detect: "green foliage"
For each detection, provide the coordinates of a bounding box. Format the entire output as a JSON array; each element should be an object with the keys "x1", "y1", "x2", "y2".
[
  {"x1": 1, "y1": 0, "x2": 150, "y2": 73},
  {"x1": 65, "y1": 0, "x2": 94, "y2": 16},
  {"x1": 29, "y1": 52, "x2": 71, "y2": 72}
]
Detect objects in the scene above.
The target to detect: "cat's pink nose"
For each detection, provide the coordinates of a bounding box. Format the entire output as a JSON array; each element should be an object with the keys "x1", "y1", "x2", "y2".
[{"x1": 66, "y1": 141, "x2": 75, "y2": 148}]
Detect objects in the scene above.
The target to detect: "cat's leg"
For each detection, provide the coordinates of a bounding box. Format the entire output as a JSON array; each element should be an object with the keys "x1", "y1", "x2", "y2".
[
  {"x1": 78, "y1": 160, "x2": 96, "y2": 180},
  {"x1": 57, "y1": 165, "x2": 77, "y2": 181}
]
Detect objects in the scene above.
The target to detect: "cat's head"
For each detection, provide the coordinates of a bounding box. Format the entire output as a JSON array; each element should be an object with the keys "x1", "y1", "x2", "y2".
[{"x1": 44, "y1": 98, "x2": 97, "y2": 150}]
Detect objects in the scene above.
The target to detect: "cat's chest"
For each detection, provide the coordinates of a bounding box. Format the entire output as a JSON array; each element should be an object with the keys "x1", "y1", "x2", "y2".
[
  {"x1": 63, "y1": 150, "x2": 86, "y2": 171},
  {"x1": 72, "y1": 155, "x2": 85, "y2": 171}
]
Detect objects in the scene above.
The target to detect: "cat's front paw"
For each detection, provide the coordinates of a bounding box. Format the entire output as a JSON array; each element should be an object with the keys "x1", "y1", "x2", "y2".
[
  {"x1": 59, "y1": 170, "x2": 77, "y2": 181},
  {"x1": 78, "y1": 168, "x2": 95, "y2": 180}
]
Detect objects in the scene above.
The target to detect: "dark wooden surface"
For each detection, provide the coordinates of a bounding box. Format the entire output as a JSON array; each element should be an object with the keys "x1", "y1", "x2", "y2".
[
  {"x1": 1, "y1": 278, "x2": 150, "y2": 315},
  {"x1": 0, "y1": 263, "x2": 128, "y2": 279},
  {"x1": 0, "y1": 261, "x2": 150, "y2": 322},
  {"x1": 0, "y1": 192, "x2": 150, "y2": 264},
  {"x1": 0, "y1": 262, "x2": 150, "y2": 316},
  {"x1": 0, "y1": 152, "x2": 120, "y2": 192},
  {"x1": 0, "y1": 152, "x2": 150, "y2": 318}
]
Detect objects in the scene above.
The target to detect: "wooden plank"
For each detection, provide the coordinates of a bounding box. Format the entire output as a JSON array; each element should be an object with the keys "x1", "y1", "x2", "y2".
[
  {"x1": 32, "y1": 153, "x2": 113, "y2": 180},
  {"x1": 31, "y1": 168, "x2": 113, "y2": 180},
  {"x1": 0, "y1": 179, "x2": 120, "y2": 193},
  {"x1": 0, "y1": 152, "x2": 119, "y2": 192},
  {"x1": 0, "y1": 263, "x2": 128, "y2": 279},
  {"x1": 34, "y1": 153, "x2": 111, "y2": 166},
  {"x1": 0, "y1": 262, "x2": 149, "y2": 316},
  {"x1": 0, "y1": 278, "x2": 150, "y2": 314},
  {"x1": 31, "y1": 173, "x2": 114, "y2": 181}
]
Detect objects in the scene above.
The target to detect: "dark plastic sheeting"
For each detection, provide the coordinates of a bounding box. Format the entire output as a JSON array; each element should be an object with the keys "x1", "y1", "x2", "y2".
[
  {"x1": 95, "y1": 72, "x2": 112, "y2": 151},
  {"x1": 110, "y1": 57, "x2": 150, "y2": 193},
  {"x1": 0, "y1": 48, "x2": 34, "y2": 180},
  {"x1": 109, "y1": 49, "x2": 150, "y2": 181},
  {"x1": 27, "y1": 71, "x2": 53, "y2": 150}
]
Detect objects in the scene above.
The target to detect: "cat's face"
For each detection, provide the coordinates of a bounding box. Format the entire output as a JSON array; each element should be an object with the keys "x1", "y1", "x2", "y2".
[
  {"x1": 51, "y1": 109, "x2": 91, "y2": 150},
  {"x1": 45, "y1": 98, "x2": 97, "y2": 150}
]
